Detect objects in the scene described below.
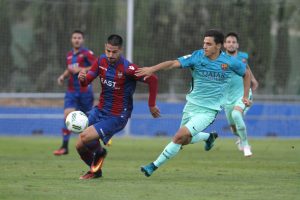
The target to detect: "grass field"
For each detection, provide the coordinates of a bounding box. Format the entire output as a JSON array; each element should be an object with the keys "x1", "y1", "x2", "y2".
[{"x1": 0, "y1": 137, "x2": 299, "y2": 200}]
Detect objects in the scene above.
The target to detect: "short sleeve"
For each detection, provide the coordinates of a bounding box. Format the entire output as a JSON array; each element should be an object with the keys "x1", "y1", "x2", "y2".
[
  {"x1": 84, "y1": 50, "x2": 97, "y2": 66},
  {"x1": 177, "y1": 50, "x2": 202, "y2": 69},
  {"x1": 230, "y1": 57, "x2": 247, "y2": 76}
]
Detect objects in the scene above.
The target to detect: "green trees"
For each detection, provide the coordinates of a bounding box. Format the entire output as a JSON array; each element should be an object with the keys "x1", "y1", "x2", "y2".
[
  {"x1": 0, "y1": 0, "x2": 14, "y2": 91},
  {"x1": 1, "y1": 0, "x2": 299, "y2": 94}
]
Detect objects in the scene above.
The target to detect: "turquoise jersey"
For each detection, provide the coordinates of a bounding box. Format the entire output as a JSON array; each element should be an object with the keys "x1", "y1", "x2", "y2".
[
  {"x1": 225, "y1": 51, "x2": 249, "y2": 105},
  {"x1": 178, "y1": 49, "x2": 246, "y2": 111}
]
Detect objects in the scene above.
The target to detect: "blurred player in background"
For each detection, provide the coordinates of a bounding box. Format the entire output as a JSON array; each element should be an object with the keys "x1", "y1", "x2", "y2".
[
  {"x1": 223, "y1": 32, "x2": 259, "y2": 157},
  {"x1": 76, "y1": 34, "x2": 160, "y2": 179},
  {"x1": 53, "y1": 30, "x2": 96, "y2": 156},
  {"x1": 136, "y1": 29, "x2": 251, "y2": 177}
]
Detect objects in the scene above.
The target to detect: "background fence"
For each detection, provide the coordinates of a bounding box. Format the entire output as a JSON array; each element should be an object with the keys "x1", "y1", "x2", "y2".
[{"x1": 0, "y1": 0, "x2": 299, "y2": 137}]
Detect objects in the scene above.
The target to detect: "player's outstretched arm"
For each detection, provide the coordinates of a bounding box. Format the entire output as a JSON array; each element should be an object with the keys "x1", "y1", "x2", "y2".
[
  {"x1": 135, "y1": 60, "x2": 181, "y2": 77},
  {"x1": 242, "y1": 67, "x2": 251, "y2": 106}
]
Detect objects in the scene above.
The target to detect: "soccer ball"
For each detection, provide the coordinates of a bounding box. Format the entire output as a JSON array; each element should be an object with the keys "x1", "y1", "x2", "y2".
[{"x1": 65, "y1": 111, "x2": 89, "y2": 133}]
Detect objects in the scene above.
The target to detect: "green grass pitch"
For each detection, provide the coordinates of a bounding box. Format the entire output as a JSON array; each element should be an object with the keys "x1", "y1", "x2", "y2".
[{"x1": 0, "y1": 137, "x2": 299, "y2": 200}]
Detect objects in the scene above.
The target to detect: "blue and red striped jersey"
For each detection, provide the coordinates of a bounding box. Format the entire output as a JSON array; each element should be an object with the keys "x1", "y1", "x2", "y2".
[
  {"x1": 66, "y1": 47, "x2": 96, "y2": 92},
  {"x1": 81, "y1": 54, "x2": 158, "y2": 117}
]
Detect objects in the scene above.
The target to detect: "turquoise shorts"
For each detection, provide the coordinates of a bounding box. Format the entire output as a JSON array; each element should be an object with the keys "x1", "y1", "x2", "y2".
[
  {"x1": 224, "y1": 94, "x2": 253, "y2": 125},
  {"x1": 180, "y1": 102, "x2": 218, "y2": 136}
]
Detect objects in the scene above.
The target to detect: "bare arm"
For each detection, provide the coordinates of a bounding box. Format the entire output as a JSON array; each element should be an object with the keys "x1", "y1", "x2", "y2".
[
  {"x1": 57, "y1": 69, "x2": 70, "y2": 86},
  {"x1": 135, "y1": 60, "x2": 181, "y2": 77},
  {"x1": 242, "y1": 66, "x2": 251, "y2": 106},
  {"x1": 248, "y1": 67, "x2": 259, "y2": 91}
]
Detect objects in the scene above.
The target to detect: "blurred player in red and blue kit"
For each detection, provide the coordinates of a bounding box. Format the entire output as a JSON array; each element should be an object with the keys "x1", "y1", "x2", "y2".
[
  {"x1": 53, "y1": 30, "x2": 96, "y2": 156},
  {"x1": 76, "y1": 34, "x2": 160, "y2": 179}
]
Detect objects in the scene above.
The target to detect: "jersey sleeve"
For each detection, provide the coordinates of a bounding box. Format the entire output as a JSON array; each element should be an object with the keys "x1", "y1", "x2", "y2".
[
  {"x1": 240, "y1": 52, "x2": 249, "y2": 64},
  {"x1": 125, "y1": 64, "x2": 158, "y2": 107},
  {"x1": 80, "y1": 58, "x2": 100, "y2": 86},
  {"x1": 177, "y1": 50, "x2": 201, "y2": 69},
  {"x1": 84, "y1": 50, "x2": 97, "y2": 66},
  {"x1": 230, "y1": 57, "x2": 247, "y2": 77}
]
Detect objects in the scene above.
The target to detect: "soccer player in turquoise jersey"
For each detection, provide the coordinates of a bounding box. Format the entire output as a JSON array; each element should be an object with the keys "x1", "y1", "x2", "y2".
[
  {"x1": 136, "y1": 30, "x2": 251, "y2": 177},
  {"x1": 223, "y1": 32, "x2": 259, "y2": 157}
]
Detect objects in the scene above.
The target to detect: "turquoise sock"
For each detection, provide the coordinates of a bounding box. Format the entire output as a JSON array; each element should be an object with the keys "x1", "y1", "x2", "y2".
[
  {"x1": 190, "y1": 132, "x2": 210, "y2": 144},
  {"x1": 231, "y1": 110, "x2": 249, "y2": 146},
  {"x1": 153, "y1": 142, "x2": 181, "y2": 167}
]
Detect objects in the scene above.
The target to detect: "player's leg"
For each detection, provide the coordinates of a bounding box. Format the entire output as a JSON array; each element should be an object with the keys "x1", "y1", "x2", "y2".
[
  {"x1": 141, "y1": 126, "x2": 190, "y2": 177},
  {"x1": 141, "y1": 109, "x2": 218, "y2": 177},
  {"x1": 76, "y1": 108, "x2": 128, "y2": 179},
  {"x1": 225, "y1": 105, "x2": 239, "y2": 137},
  {"x1": 54, "y1": 92, "x2": 77, "y2": 155},
  {"x1": 231, "y1": 106, "x2": 252, "y2": 157},
  {"x1": 185, "y1": 110, "x2": 218, "y2": 151},
  {"x1": 76, "y1": 126, "x2": 104, "y2": 179},
  {"x1": 76, "y1": 90, "x2": 97, "y2": 166},
  {"x1": 78, "y1": 126, "x2": 107, "y2": 171},
  {"x1": 225, "y1": 105, "x2": 242, "y2": 151},
  {"x1": 75, "y1": 107, "x2": 102, "y2": 179}
]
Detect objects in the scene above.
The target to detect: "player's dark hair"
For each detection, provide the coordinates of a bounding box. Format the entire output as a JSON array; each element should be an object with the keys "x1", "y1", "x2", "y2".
[
  {"x1": 107, "y1": 34, "x2": 123, "y2": 47},
  {"x1": 204, "y1": 29, "x2": 224, "y2": 44},
  {"x1": 225, "y1": 32, "x2": 239, "y2": 42},
  {"x1": 72, "y1": 30, "x2": 84, "y2": 38}
]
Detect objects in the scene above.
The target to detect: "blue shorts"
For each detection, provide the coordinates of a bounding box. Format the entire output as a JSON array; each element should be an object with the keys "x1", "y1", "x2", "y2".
[
  {"x1": 64, "y1": 91, "x2": 94, "y2": 114},
  {"x1": 88, "y1": 106, "x2": 128, "y2": 144}
]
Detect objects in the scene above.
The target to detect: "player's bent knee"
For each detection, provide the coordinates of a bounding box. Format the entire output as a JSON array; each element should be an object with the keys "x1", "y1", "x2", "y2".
[
  {"x1": 173, "y1": 126, "x2": 191, "y2": 145},
  {"x1": 233, "y1": 106, "x2": 243, "y2": 113},
  {"x1": 231, "y1": 110, "x2": 242, "y2": 121},
  {"x1": 80, "y1": 126, "x2": 99, "y2": 144}
]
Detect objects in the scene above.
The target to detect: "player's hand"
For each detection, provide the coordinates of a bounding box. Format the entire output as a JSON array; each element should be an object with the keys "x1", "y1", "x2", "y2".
[
  {"x1": 149, "y1": 105, "x2": 161, "y2": 118},
  {"x1": 78, "y1": 70, "x2": 87, "y2": 82},
  {"x1": 251, "y1": 79, "x2": 259, "y2": 92},
  {"x1": 242, "y1": 97, "x2": 252, "y2": 107},
  {"x1": 135, "y1": 67, "x2": 154, "y2": 79},
  {"x1": 57, "y1": 75, "x2": 64, "y2": 86}
]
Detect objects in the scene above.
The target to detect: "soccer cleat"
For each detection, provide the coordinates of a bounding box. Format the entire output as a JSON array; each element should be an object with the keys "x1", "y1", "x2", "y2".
[
  {"x1": 243, "y1": 145, "x2": 252, "y2": 157},
  {"x1": 235, "y1": 138, "x2": 243, "y2": 151},
  {"x1": 106, "y1": 139, "x2": 113, "y2": 147},
  {"x1": 91, "y1": 148, "x2": 107, "y2": 173},
  {"x1": 140, "y1": 163, "x2": 157, "y2": 177},
  {"x1": 79, "y1": 170, "x2": 102, "y2": 180},
  {"x1": 53, "y1": 148, "x2": 68, "y2": 156},
  {"x1": 205, "y1": 132, "x2": 218, "y2": 151}
]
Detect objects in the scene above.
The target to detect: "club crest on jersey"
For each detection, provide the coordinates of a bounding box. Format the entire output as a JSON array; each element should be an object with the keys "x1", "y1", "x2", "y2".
[
  {"x1": 221, "y1": 63, "x2": 228, "y2": 70},
  {"x1": 242, "y1": 59, "x2": 247, "y2": 63},
  {"x1": 128, "y1": 65, "x2": 135, "y2": 70}
]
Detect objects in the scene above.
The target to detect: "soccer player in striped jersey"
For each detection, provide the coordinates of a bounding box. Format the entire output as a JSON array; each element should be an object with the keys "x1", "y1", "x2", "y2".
[
  {"x1": 53, "y1": 30, "x2": 96, "y2": 156},
  {"x1": 76, "y1": 34, "x2": 160, "y2": 179},
  {"x1": 136, "y1": 30, "x2": 251, "y2": 177},
  {"x1": 223, "y1": 32, "x2": 259, "y2": 157}
]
